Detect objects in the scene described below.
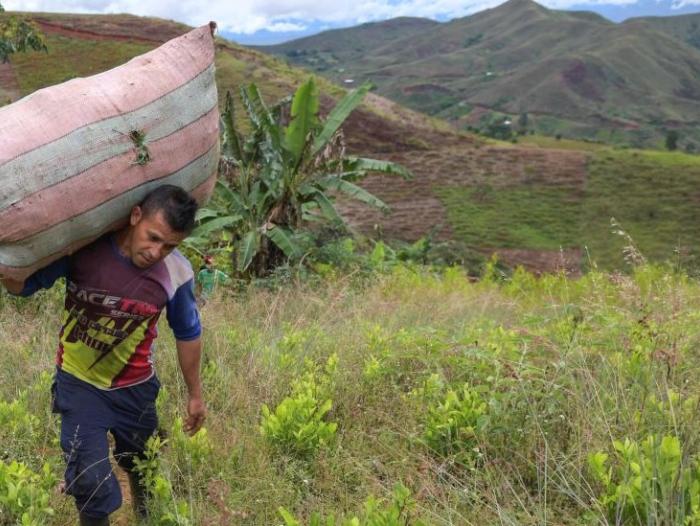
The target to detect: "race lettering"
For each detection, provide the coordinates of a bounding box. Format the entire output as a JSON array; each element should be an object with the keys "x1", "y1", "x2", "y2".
[{"x1": 119, "y1": 298, "x2": 158, "y2": 317}]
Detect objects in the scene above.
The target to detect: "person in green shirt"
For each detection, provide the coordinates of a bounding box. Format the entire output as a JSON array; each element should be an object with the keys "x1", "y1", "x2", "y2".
[{"x1": 197, "y1": 255, "x2": 230, "y2": 300}]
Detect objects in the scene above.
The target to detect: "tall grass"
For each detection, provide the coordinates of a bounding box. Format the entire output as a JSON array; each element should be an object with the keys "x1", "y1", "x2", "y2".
[{"x1": 2, "y1": 263, "x2": 700, "y2": 524}]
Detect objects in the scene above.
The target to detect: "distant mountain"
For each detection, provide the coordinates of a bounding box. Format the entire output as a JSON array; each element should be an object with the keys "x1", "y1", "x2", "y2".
[
  {"x1": 257, "y1": 17, "x2": 439, "y2": 62},
  {"x1": 259, "y1": 0, "x2": 700, "y2": 149},
  {"x1": 570, "y1": 0, "x2": 700, "y2": 22}
]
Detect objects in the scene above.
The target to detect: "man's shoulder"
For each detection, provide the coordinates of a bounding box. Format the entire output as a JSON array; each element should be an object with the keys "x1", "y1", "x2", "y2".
[
  {"x1": 73, "y1": 233, "x2": 112, "y2": 258},
  {"x1": 163, "y1": 250, "x2": 195, "y2": 296}
]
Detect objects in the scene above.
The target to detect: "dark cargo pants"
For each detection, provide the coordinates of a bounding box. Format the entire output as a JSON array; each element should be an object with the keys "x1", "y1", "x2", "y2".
[{"x1": 52, "y1": 368, "x2": 159, "y2": 518}]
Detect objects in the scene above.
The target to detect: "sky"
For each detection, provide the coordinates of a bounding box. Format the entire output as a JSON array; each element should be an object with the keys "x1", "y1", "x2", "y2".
[{"x1": 3, "y1": 0, "x2": 700, "y2": 44}]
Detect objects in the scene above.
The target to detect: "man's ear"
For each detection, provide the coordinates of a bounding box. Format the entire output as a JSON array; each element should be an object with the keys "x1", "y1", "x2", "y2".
[{"x1": 130, "y1": 206, "x2": 143, "y2": 227}]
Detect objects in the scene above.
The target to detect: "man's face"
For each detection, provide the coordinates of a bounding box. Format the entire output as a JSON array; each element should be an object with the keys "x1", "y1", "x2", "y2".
[{"x1": 128, "y1": 207, "x2": 187, "y2": 268}]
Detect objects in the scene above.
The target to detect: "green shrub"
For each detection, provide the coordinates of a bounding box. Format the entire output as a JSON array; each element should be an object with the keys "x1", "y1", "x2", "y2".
[
  {"x1": 422, "y1": 383, "x2": 488, "y2": 462},
  {"x1": 170, "y1": 418, "x2": 212, "y2": 469},
  {"x1": 278, "y1": 483, "x2": 425, "y2": 525},
  {"x1": 0, "y1": 461, "x2": 56, "y2": 526},
  {"x1": 0, "y1": 395, "x2": 43, "y2": 462},
  {"x1": 589, "y1": 435, "x2": 700, "y2": 524},
  {"x1": 168, "y1": 417, "x2": 214, "y2": 492},
  {"x1": 0, "y1": 398, "x2": 40, "y2": 435},
  {"x1": 132, "y1": 435, "x2": 191, "y2": 526},
  {"x1": 260, "y1": 355, "x2": 339, "y2": 458}
]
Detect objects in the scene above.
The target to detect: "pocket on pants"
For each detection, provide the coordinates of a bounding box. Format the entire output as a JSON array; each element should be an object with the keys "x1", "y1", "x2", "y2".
[{"x1": 63, "y1": 451, "x2": 122, "y2": 515}]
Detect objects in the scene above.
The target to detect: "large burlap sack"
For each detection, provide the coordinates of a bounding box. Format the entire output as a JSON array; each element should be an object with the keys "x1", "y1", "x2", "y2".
[{"x1": 0, "y1": 23, "x2": 219, "y2": 281}]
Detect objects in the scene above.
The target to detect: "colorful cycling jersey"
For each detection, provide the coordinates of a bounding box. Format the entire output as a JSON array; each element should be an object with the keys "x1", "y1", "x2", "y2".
[{"x1": 20, "y1": 235, "x2": 201, "y2": 390}]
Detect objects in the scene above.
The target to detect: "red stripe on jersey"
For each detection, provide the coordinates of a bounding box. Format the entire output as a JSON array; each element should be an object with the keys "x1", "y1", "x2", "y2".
[{"x1": 110, "y1": 314, "x2": 160, "y2": 388}]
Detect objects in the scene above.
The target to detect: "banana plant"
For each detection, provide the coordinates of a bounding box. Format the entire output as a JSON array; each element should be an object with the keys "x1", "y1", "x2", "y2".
[
  {"x1": 197, "y1": 77, "x2": 412, "y2": 276},
  {"x1": 0, "y1": 4, "x2": 48, "y2": 63}
]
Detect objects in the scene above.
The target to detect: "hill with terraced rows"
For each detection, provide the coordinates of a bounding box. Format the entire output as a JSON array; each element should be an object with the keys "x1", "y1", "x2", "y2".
[{"x1": 2, "y1": 11, "x2": 700, "y2": 273}]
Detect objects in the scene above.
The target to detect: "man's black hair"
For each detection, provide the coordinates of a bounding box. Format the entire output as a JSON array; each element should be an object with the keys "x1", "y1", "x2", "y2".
[{"x1": 139, "y1": 185, "x2": 198, "y2": 234}]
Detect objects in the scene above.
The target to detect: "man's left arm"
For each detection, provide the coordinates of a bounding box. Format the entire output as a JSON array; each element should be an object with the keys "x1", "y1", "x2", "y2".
[
  {"x1": 167, "y1": 276, "x2": 206, "y2": 435},
  {"x1": 176, "y1": 337, "x2": 206, "y2": 434}
]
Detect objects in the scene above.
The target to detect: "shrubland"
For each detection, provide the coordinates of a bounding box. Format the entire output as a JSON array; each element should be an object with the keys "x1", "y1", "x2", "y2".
[{"x1": 3, "y1": 255, "x2": 700, "y2": 524}]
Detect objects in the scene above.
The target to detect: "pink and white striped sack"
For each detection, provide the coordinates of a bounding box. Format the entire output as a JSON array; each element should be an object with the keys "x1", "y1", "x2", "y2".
[{"x1": 0, "y1": 23, "x2": 219, "y2": 281}]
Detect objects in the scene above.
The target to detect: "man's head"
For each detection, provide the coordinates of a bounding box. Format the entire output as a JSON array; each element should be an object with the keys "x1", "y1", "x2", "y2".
[{"x1": 122, "y1": 185, "x2": 198, "y2": 268}]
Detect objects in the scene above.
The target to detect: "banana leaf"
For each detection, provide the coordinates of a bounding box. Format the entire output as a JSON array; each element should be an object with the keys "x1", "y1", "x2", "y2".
[
  {"x1": 311, "y1": 82, "x2": 371, "y2": 157},
  {"x1": 319, "y1": 178, "x2": 389, "y2": 212},
  {"x1": 265, "y1": 225, "x2": 304, "y2": 260},
  {"x1": 342, "y1": 157, "x2": 412, "y2": 179},
  {"x1": 191, "y1": 215, "x2": 242, "y2": 238},
  {"x1": 221, "y1": 90, "x2": 243, "y2": 162},
  {"x1": 285, "y1": 78, "x2": 319, "y2": 167},
  {"x1": 237, "y1": 229, "x2": 261, "y2": 271}
]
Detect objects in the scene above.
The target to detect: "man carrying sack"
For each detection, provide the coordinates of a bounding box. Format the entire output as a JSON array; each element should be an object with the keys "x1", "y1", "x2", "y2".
[{"x1": 1, "y1": 184, "x2": 207, "y2": 525}]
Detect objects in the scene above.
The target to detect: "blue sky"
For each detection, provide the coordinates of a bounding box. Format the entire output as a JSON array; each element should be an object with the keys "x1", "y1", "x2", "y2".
[{"x1": 4, "y1": 0, "x2": 700, "y2": 45}]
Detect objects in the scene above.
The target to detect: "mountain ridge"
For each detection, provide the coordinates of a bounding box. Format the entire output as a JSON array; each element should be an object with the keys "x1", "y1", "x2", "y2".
[{"x1": 260, "y1": 0, "x2": 700, "y2": 149}]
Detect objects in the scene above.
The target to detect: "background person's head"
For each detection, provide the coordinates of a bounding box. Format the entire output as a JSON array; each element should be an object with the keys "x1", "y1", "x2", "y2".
[{"x1": 120, "y1": 185, "x2": 198, "y2": 268}]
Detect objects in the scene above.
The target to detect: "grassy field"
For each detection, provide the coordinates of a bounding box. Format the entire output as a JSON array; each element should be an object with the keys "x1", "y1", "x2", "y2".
[
  {"x1": 4, "y1": 263, "x2": 700, "y2": 524},
  {"x1": 583, "y1": 149, "x2": 700, "y2": 269},
  {"x1": 435, "y1": 147, "x2": 700, "y2": 271},
  {"x1": 9, "y1": 34, "x2": 155, "y2": 95},
  {"x1": 515, "y1": 135, "x2": 609, "y2": 152},
  {"x1": 435, "y1": 186, "x2": 582, "y2": 250}
]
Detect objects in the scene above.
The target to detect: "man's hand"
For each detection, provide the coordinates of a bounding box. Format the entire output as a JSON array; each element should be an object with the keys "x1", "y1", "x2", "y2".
[
  {"x1": 176, "y1": 337, "x2": 206, "y2": 436},
  {"x1": 185, "y1": 395, "x2": 207, "y2": 435}
]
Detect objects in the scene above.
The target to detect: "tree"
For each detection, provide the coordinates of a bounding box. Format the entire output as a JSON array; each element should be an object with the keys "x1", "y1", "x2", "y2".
[
  {"x1": 665, "y1": 130, "x2": 679, "y2": 151},
  {"x1": 484, "y1": 120, "x2": 513, "y2": 141},
  {"x1": 517, "y1": 111, "x2": 528, "y2": 133},
  {"x1": 191, "y1": 78, "x2": 412, "y2": 276},
  {"x1": 0, "y1": 3, "x2": 48, "y2": 63}
]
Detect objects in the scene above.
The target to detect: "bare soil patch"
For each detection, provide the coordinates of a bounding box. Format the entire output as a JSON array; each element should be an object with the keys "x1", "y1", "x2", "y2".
[
  {"x1": 31, "y1": 14, "x2": 187, "y2": 43},
  {"x1": 339, "y1": 144, "x2": 589, "y2": 255}
]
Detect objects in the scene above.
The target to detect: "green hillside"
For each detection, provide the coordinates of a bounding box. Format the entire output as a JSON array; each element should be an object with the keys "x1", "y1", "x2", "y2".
[
  {"x1": 3, "y1": 11, "x2": 700, "y2": 274},
  {"x1": 262, "y1": 0, "x2": 700, "y2": 151},
  {"x1": 638, "y1": 11, "x2": 700, "y2": 50},
  {"x1": 276, "y1": 16, "x2": 438, "y2": 69}
]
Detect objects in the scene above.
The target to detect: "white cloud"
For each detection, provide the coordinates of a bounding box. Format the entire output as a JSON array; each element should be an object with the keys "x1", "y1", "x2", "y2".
[
  {"x1": 0, "y1": 0, "x2": 676, "y2": 34},
  {"x1": 672, "y1": 0, "x2": 700, "y2": 7}
]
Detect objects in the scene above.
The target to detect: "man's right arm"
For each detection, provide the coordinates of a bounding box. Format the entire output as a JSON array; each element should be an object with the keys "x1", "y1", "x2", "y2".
[{"x1": 0, "y1": 256, "x2": 70, "y2": 297}]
